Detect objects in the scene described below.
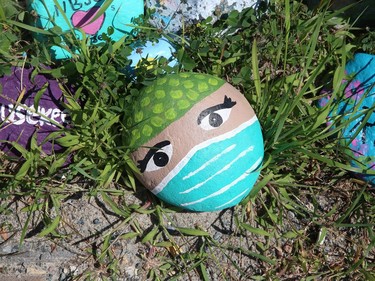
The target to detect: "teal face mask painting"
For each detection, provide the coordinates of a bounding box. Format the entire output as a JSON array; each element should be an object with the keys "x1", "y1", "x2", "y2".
[
  {"x1": 126, "y1": 73, "x2": 265, "y2": 212},
  {"x1": 151, "y1": 116, "x2": 263, "y2": 212}
]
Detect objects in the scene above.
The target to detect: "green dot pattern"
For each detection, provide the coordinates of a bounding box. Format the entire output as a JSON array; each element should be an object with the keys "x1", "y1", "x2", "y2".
[
  {"x1": 153, "y1": 103, "x2": 164, "y2": 114},
  {"x1": 177, "y1": 99, "x2": 190, "y2": 110},
  {"x1": 170, "y1": 89, "x2": 183, "y2": 99},
  {"x1": 142, "y1": 124, "x2": 153, "y2": 137},
  {"x1": 134, "y1": 111, "x2": 144, "y2": 123},
  {"x1": 125, "y1": 72, "x2": 225, "y2": 148},
  {"x1": 165, "y1": 108, "x2": 177, "y2": 120},
  {"x1": 140, "y1": 96, "x2": 151, "y2": 107},
  {"x1": 155, "y1": 90, "x2": 166, "y2": 99}
]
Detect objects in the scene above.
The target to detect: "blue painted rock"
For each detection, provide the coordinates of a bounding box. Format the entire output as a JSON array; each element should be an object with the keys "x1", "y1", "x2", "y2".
[
  {"x1": 128, "y1": 37, "x2": 176, "y2": 69},
  {"x1": 0, "y1": 67, "x2": 68, "y2": 155},
  {"x1": 126, "y1": 73, "x2": 264, "y2": 212},
  {"x1": 318, "y1": 53, "x2": 375, "y2": 184},
  {"x1": 28, "y1": 0, "x2": 144, "y2": 59},
  {"x1": 146, "y1": 0, "x2": 259, "y2": 32}
]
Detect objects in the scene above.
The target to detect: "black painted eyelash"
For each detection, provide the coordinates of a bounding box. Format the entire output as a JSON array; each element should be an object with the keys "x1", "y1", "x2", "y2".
[
  {"x1": 137, "y1": 140, "x2": 171, "y2": 173},
  {"x1": 197, "y1": 95, "x2": 236, "y2": 125}
]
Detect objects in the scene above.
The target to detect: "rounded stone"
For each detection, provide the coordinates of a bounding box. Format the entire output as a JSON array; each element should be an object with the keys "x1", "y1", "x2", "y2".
[
  {"x1": 125, "y1": 72, "x2": 264, "y2": 212},
  {"x1": 318, "y1": 53, "x2": 375, "y2": 185}
]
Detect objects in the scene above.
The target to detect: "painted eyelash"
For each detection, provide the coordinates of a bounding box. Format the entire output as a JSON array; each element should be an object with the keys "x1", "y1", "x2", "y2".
[
  {"x1": 197, "y1": 95, "x2": 236, "y2": 125},
  {"x1": 137, "y1": 140, "x2": 171, "y2": 173}
]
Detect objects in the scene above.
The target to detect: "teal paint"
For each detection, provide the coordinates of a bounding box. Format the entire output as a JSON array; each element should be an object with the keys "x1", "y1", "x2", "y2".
[
  {"x1": 28, "y1": 0, "x2": 144, "y2": 59},
  {"x1": 154, "y1": 116, "x2": 264, "y2": 212},
  {"x1": 318, "y1": 53, "x2": 375, "y2": 185}
]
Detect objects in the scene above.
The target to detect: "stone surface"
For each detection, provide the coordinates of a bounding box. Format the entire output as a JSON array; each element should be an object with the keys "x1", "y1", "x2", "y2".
[
  {"x1": 126, "y1": 73, "x2": 264, "y2": 211},
  {"x1": 28, "y1": 0, "x2": 144, "y2": 59},
  {"x1": 0, "y1": 179, "x2": 373, "y2": 280},
  {"x1": 0, "y1": 67, "x2": 68, "y2": 156},
  {"x1": 146, "y1": 0, "x2": 259, "y2": 32}
]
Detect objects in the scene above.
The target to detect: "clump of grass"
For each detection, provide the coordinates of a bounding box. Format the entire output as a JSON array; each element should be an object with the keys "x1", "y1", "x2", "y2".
[{"x1": 0, "y1": 0, "x2": 375, "y2": 280}]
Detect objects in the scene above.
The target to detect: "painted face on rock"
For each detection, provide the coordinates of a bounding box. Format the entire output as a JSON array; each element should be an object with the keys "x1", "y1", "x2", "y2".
[{"x1": 130, "y1": 76, "x2": 264, "y2": 212}]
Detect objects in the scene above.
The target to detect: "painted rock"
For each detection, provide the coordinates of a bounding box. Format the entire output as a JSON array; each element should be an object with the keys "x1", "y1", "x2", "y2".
[
  {"x1": 146, "y1": 0, "x2": 258, "y2": 32},
  {"x1": 28, "y1": 0, "x2": 144, "y2": 59},
  {"x1": 126, "y1": 73, "x2": 264, "y2": 212},
  {"x1": 128, "y1": 37, "x2": 176, "y2": 69},
  {"x1": 318, "y1": 53, "x2": 375, "y2": 184},
  {"x1": 0, "y1": 67, "x2": 68, "y2": 155}
]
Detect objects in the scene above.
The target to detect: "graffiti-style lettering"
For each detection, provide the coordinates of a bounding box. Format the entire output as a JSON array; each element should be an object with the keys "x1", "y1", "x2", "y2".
[
  {"x1": 0, "y1": 103, "x2": 67, "y2": 128},
  {"x1": 54, "y1": 1, "x2": 68, "y2": 16},
  {"x1": 69, "y1": 0, "x2": 83, "y2": 11}
]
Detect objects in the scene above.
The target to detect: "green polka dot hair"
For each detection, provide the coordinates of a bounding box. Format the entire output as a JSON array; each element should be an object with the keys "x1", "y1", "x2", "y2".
[{"x1": 125, "y1": 73, "x2": 225, "y2": 148}]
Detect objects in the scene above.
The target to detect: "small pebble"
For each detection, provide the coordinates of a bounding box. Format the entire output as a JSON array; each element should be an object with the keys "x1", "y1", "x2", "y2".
[
  {"x1": 92, "y1": 218, "x2": 100, "y2": 225},
  {"x1": 77, "y1": 218, "x2": 84, "y2": 225},
  {"x1": 213, "y1": 232, "x2": 222, "y2": 241},
  {"x1": 1, "y1": 245, "x2": 13, "y2": 254}
]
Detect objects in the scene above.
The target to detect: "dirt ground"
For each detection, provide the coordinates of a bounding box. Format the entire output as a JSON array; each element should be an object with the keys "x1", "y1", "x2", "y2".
[
  {"x1": 1, "y1": 178, "x2": 374, "y2": 280},
  {"x1": 0, "y1": 186, "x2": 243, "y2": 280}
]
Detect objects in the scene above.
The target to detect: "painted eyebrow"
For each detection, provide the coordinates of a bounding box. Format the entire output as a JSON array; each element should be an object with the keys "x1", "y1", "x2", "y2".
[
  {"x1": 197, "y1": 95, "x2": 237, "y2": 125},
  {"x1": 137, "y1": 140, "x2": 171, "y2": 173}
]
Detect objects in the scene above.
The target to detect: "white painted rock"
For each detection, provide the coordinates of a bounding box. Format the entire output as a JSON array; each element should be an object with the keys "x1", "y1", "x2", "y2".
[
  {"x1": 28, "y1": 0, "x2": 144, "y2": 59},
  {"x1": 126, "y1": 73, "x2": 264, "y2": 212},
  {"x1": 146, "y1": 0, "x2": 259, "y2": 32}
]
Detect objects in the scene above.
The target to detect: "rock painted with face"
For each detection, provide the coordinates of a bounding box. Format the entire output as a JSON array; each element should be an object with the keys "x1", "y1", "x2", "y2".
[
  {"x1": 28, "y1": 0, "x2": 143, "y2": 59},
  {"x1": 0, "y1": 67, "x2": 68, "y2": 156},
  {"x1": 318, "y1": 53, "x2": 375, "y2": 185},
  {"x1": 126, "y1": 73, "x2": 264, "y2": 212}
]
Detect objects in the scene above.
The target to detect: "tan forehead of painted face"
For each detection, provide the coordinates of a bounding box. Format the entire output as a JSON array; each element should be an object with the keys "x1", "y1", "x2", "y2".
[{"x1": 132, "y1": 83, "x2": 256, "y2": 190}]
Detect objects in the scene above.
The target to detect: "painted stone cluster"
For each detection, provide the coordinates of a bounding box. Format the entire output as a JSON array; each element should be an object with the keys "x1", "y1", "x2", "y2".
[
  {"x1": 126, "y1": 73, "x2": 264, "y2": 212},
  {"x1": 28, "y1": 0, "x2": 144, "y2": 59},
  {"x1": 0, "y1": 67, "x2": 68, "y2": 155},
  {"x1": 318, "y1": 53, "x2": 375, "y2": 185},
  {"x1": 146, "y1": 0, "x2": 259, "y2": 32}
]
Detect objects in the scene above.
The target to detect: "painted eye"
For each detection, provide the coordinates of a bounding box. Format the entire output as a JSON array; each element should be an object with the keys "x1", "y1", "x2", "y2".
[
  {"x1": 197, "y1": 95, "x2": 236, "y2": 131},
  {"x1": 137, "y1": 141, "x2": 173, "y2": 173},
  {"x1": 199, "y1": 108, "x2": 233, "y2": 130}
]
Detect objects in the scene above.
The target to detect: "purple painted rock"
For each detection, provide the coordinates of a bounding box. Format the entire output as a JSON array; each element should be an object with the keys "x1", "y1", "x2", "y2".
[{"x1": 0, "y1": 67, "x2": 68, "y2": 155}]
